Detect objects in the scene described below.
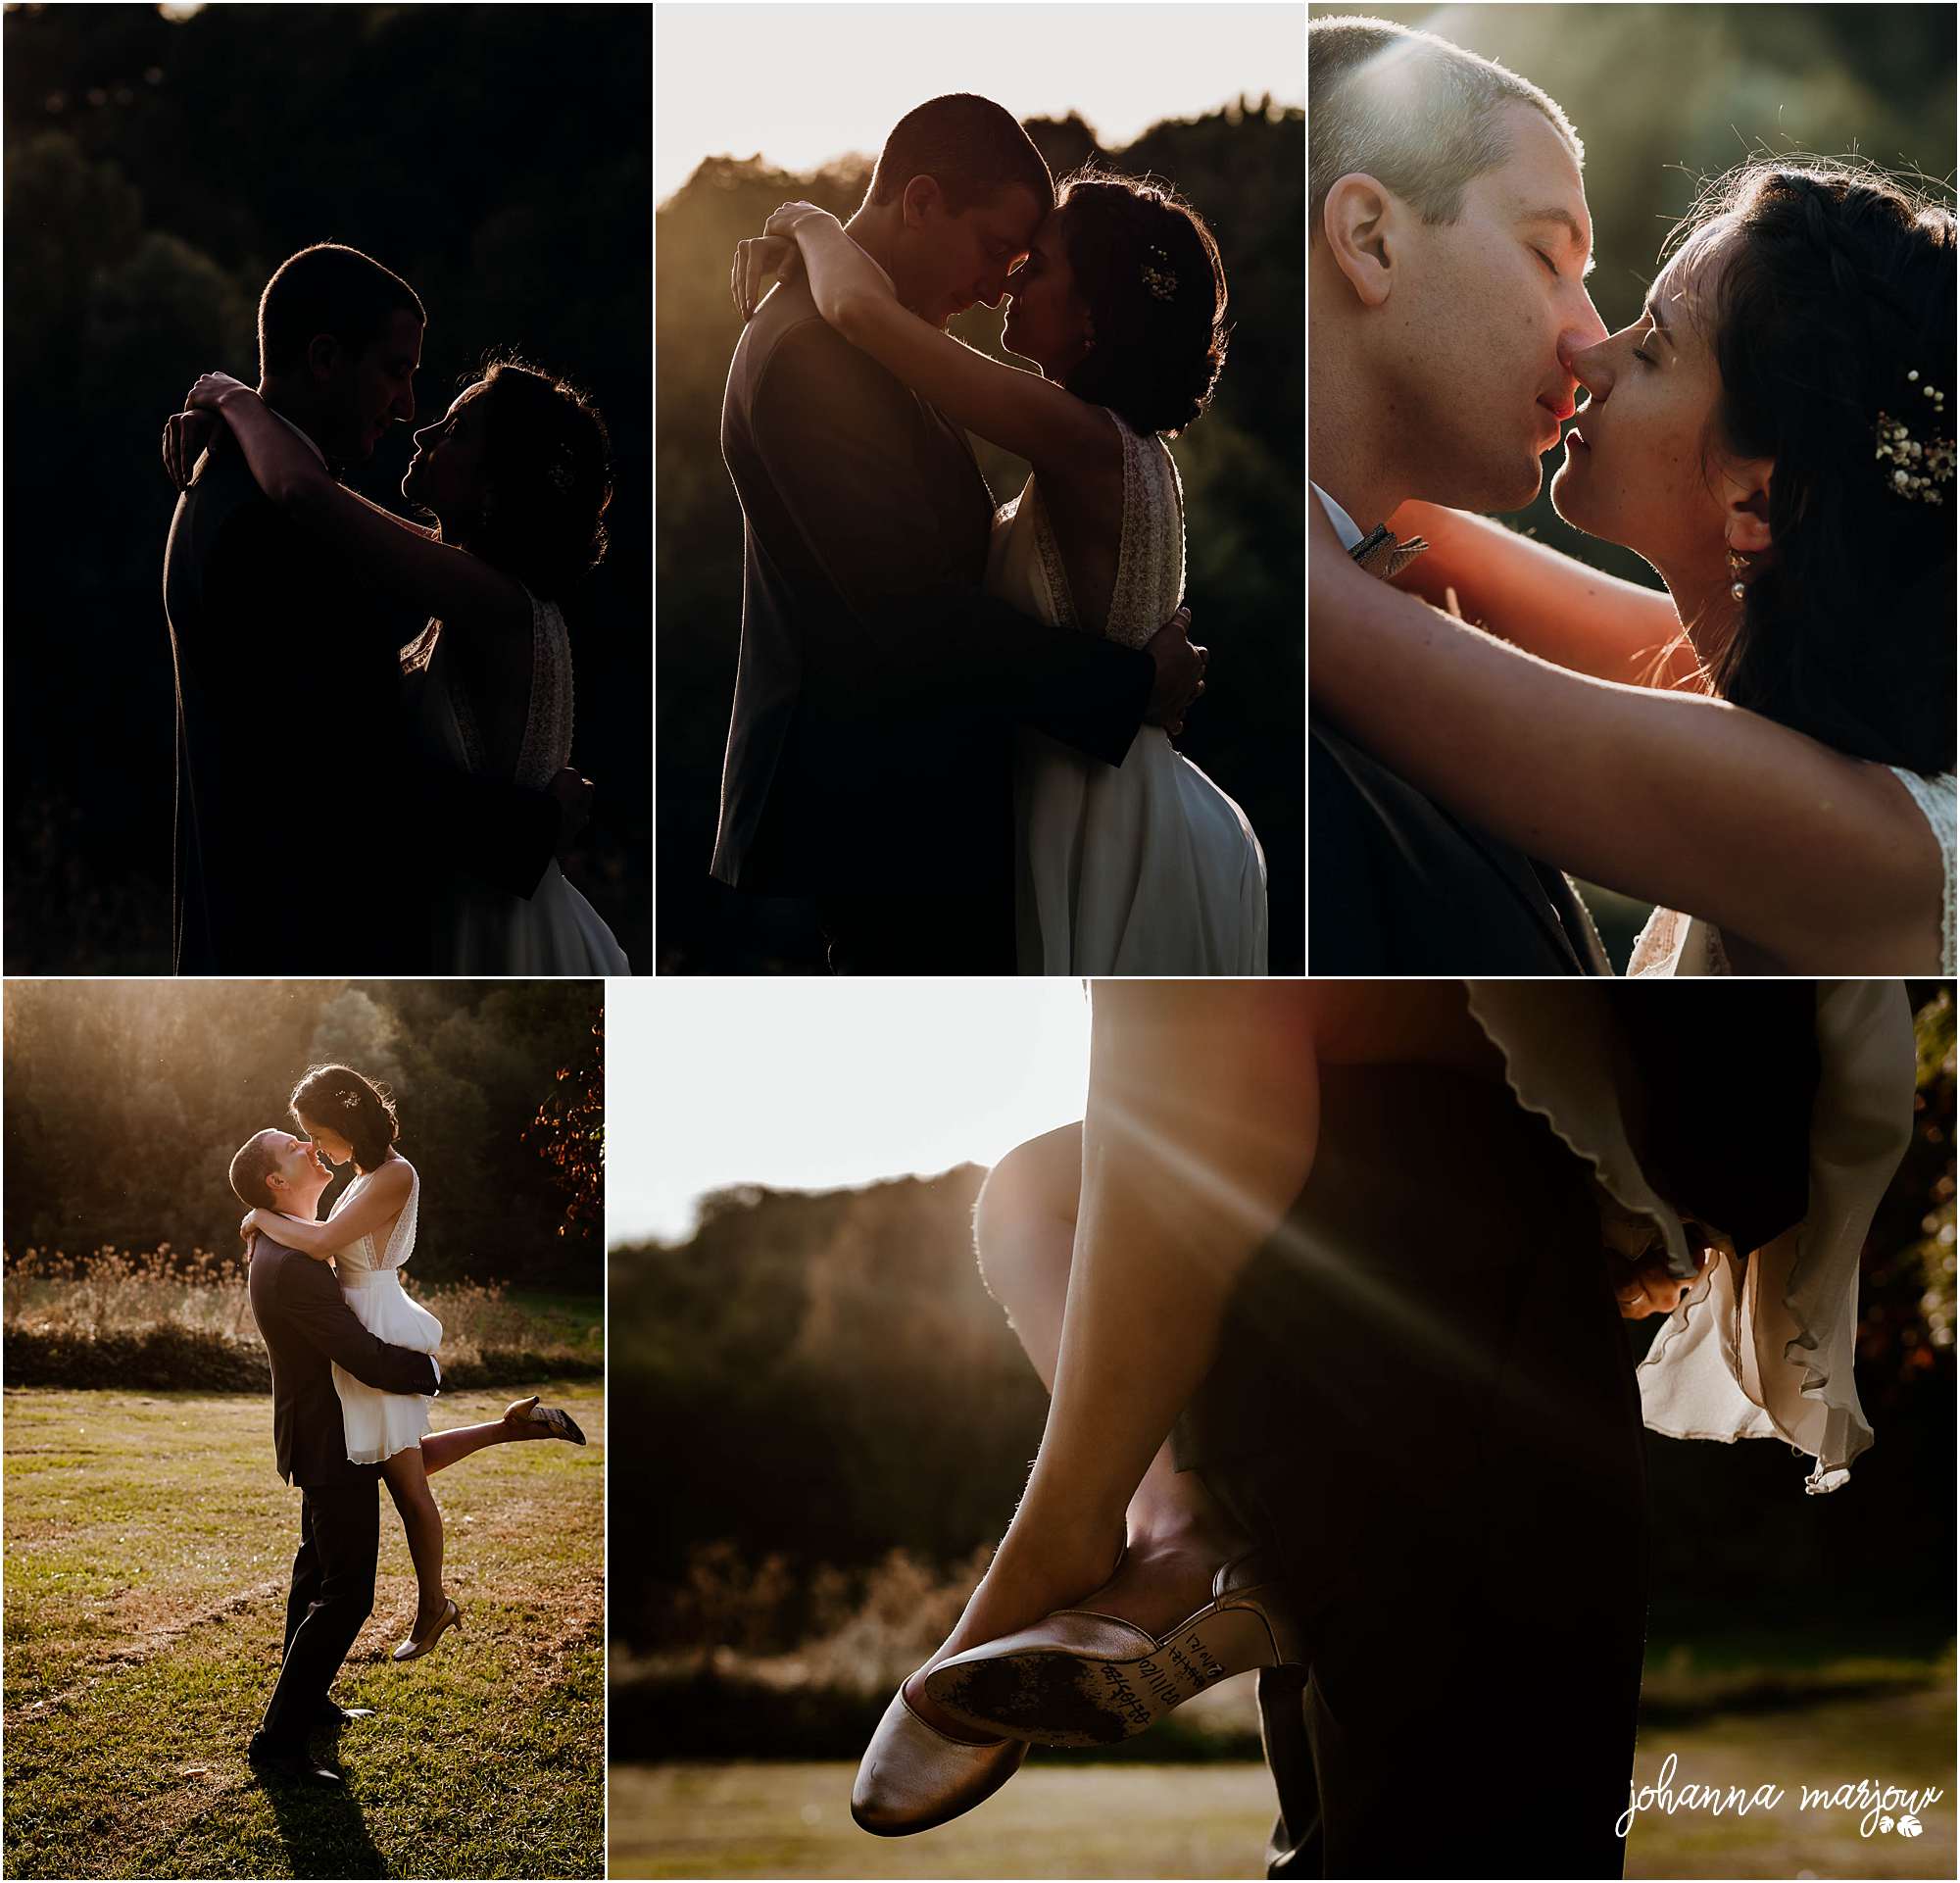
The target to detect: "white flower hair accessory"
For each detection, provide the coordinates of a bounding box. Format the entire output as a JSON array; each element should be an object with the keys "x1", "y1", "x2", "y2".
[
  {"x1": 339, "y1": 1089, "x2": 362, "y2": 1111},
  {"x1": 1140, "y1": 244, "x2": 1178, "y2": 303},
  {"x1": 1874, "y1": 370, "x2": 1952, "y2": 505}
]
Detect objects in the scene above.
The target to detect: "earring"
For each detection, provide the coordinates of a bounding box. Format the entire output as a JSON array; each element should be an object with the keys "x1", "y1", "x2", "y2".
[{"x1": 1727, "y1": 549, "x2": 1748, "y2": 602}]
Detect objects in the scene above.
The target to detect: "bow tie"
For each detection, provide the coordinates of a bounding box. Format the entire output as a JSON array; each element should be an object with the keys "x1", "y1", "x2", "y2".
[{"x1": 1349, "y1": 522, "x2": 1428, "y2": 580}]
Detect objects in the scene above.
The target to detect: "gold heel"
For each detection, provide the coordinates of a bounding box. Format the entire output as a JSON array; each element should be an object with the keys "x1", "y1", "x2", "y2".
[
  {"x1": 850, "y1": 1672, "x2": 1027, "y2": 1836},
  {"x1": 923, "y1": 1552, "x2": 1302, "y2": 1747},
  {"x1": 392, "y1": 1596, "x2": 463, "y2": 1663}
]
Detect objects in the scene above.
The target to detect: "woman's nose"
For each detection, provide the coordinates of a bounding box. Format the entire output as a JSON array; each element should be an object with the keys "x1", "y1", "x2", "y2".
[{"x1": 1565, "y1": 333, "x2": 1614, "y2": 404}]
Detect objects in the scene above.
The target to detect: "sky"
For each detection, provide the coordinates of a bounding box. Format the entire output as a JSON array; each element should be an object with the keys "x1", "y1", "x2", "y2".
[
  {"x1": 608, "y1": 980, "x2": 1093, "y2": 1242},
  {"x1": 655, "y1": 2, "x2": 1305, "y2": 203}
]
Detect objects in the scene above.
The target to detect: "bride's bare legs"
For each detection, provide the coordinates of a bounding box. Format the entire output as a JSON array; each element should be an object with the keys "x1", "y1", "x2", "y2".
[
  {"x1": 380, "y1": 1445, "x2": 447, "y2": 1633},
  {"x1": 381, "y1": 1403, "x2": 558, "y2": 1631},
  {"x1": 912, "y1": 985, "x2": 1319, "y2": 1724}
]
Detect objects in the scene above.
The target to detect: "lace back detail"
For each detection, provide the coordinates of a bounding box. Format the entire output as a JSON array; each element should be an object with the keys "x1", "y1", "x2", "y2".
[
  {"x1": 1887, "y1": 767, "x2": 1957, "y2": 974},
  {"x1": 515, "y1": 592, "x2": 576, "y2": 790},
  {"x1": 1104, "y1": 414, "x2": 1187, "y2": 650},
  {"x1": 1026, "y1": 411, "x2": 1187, "y2": 649},
  {"x1": 379, "y1": 1162, "x2": 419, "y2": 1270}
]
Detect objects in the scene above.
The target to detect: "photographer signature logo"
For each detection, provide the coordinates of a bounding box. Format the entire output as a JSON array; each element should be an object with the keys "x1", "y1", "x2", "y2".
[{"x1": 1620, "y1": 1754, "x2": 1943, "y2": 1840}]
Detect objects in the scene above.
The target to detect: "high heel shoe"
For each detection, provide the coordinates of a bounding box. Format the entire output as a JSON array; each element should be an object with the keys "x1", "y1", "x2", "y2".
[
  {"x1": 922, "y1": 1550, "x2": 1301, "y2": 1748},
  {"x1": 850, "y1": 1671, "x2": 1027, "y2": 1836},
  {"x1": 391, "y1": 1596, "x2": 463, "y2": 1662},
  {"x1": 506, "y1": 1395, "x2": 586, "y2": 1445}
]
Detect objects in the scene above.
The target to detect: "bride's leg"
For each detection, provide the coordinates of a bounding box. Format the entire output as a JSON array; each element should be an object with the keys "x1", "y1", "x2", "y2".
[
  {"x1": 418, "y1": 1404, "x2": 545, "y2": 1475},
  {"x1": 975, "y1": 1124, "x2": 1245, "y2": 1578},
  {"x1": 380, "y1": 1444, "x2": 447, "y2": 1633},
  {"x1": 932, "y1": 984, "x2": 1319, "y2": 1668}
]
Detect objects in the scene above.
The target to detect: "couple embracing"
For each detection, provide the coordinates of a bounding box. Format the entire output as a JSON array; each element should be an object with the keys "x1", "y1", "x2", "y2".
[
  {"x1": 1309, "y1": 17, "x2": 1955, "y2": 976},
  {"x1": 233, "y1": 1064, "x2": 583, "y2": 1784},
  {"x1": 714, "y1": 94, "x2": 1269, "y2": 975},
  {"x1": 164, "y1": 243, "x2": 627, "y2": 976}
]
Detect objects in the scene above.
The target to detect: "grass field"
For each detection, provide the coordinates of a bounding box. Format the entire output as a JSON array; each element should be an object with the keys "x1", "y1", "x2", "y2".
[
  {"x1": 611, "y1": 1687, "x2": 1954, "y2": 1880},
  {"x1": 3, "y1": 1382, "x2": 603, "y2": 1879}
]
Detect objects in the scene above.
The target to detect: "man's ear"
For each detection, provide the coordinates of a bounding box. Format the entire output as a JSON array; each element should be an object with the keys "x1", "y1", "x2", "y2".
[
  {"x1": 1321, "y1": 173, "x2": 1400, "y2": 311},
  {"x1": 1723, "y1": 460, "x2": 1776, "y2": 559},
  {"x1": 900, "y1": 173, "x2": 944, "y2": 230},
  {"x1": 305, "y1": 331, "x2": 343, "y2": 383}
]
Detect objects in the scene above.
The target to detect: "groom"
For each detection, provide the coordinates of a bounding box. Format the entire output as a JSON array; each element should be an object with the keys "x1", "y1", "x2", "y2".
[
  {"x1": 1307, "y1": 19, "x2": 1611, "y2": 972},
  {"x1": 712, "y1": 94, "x2": 1205, "y2": 972},
  {"x1": 234, "y1": 1127, "x2": 440, "y2": 1783},
  {"x1": 163, "y1": 242, "x2": 569, "y2": 973}
]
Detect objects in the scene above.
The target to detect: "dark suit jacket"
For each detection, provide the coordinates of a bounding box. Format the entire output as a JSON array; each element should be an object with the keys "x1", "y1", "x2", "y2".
[
  {"x1": 711, "y1": 275, "x2": 1155, "y2": 897},
  {"x1": 1309, "y1": 716, "x2": 1610, "y2": 973},
  {"x1": 247, "y1": 1231, "x2": 440, "y2": 1489},
  {"x1": 163, "y1": 431, "x2": 560, "y2": 972}
]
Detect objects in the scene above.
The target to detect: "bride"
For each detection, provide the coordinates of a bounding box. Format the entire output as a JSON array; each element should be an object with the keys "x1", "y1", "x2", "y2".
[
  {"x1": 850, "y1": 980, "x2": 1915, "y2": 1858},
  {"x1": 178, "y1": 362, "x2": 628, "y2": 975},
  {"x1": 737, "y1": 170, "x2": 1268, "y2": 974},
  {"x1": 1309, "y1": 158, "x2": 1955, "y2": 974},
  {"x1": 240, "y1": 1064, "x2": 586, "y2": 1660}
]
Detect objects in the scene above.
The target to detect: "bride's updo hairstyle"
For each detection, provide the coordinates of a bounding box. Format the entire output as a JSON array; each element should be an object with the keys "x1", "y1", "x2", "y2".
[
  {"x1": 473, "y1": 357, "x2": 612, "y2": 602},
  {"x1": 1054, "y1": 168, "x2": 1229, "y2": 438},
  {"x1": 290, "y1": 1064, "x2": 400, "y2": 1173},
  {"x1": 1673, "y1": 158, "x2": 1956, "y2": 773}
]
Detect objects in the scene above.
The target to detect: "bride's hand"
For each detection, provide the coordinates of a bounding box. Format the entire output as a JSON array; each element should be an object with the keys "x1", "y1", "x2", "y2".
[
  {"x1": 163, "y1": 409, "x2": 220, "y2": 492},
  {"x1": 184, "y1": 371, "x2": 254, "y2": 413},
  {"x1": 762, "y1": 199, "x2": 832, "y2": 239},
  {"x1": 1611, "y1": 1242, "x2": 1717, "y2": 1318},
  {"x1": 239, "y1": 1209, "x2": 259, "y2": 1248},
  {"x1": 731, "y1": 233, "x2": 799, "y2": 322}
]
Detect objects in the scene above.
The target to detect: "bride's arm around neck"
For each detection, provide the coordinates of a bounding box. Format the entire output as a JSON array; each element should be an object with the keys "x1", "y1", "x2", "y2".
[
  {"x1": 788, "y1": 211, "x2": 1119, "y2": 488},
  {"x1": 1308, "y1": 501, "x2": 1946, "y2": 973},
  {"x1": 247, "y1": 1160, "x2": 414, "y2": 1262}
]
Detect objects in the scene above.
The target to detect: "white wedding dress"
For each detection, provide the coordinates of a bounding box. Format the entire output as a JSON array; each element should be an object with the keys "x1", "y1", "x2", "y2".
[
  {"x1": 1628, "y1": 766, "x2": 1956, "y2": 975},
  {"x1": 1467, "y1": 980, "x2": 1916, "y2": 1493},
  {"x1": 989, "y1": 411, "x2": 1268, "y2": 974},
  {"x1": 328, "y1": 1158, "x2": 443, "y2": 1465},
  {"x1": 412, "y1": 589, "x2": 629, "y2": 974}
]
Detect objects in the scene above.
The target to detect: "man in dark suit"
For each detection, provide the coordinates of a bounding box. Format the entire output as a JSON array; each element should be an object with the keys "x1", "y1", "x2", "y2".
[
  {"x1": 234, "y1": 1126, "x2": 441, "y2": 1784},
  {"x1": 163, "y1": 243, "x2": 567, "y2": 973},
  {"x1": 1306, "y1": 21, "x2": 1613, "y2": 973},
  {"x1": 712, "y1": 94, "x2": 1205, "y2": 972}
]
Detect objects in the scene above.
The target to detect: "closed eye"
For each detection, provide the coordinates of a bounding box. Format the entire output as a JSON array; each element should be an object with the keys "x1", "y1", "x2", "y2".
[{"x1": 1532, "y1": 246, "x2": 1559, "y2": 278}]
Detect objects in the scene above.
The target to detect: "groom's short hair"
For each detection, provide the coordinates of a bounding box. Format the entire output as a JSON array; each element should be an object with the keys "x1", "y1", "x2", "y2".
[
  {"x1": 229, "y1": 1129, "x2": 281, "y2": 1212},
  {"x1": 867, "y1": 94, "x2": 1054, "y2": 217},
  {"x1": 1309, "y1": 17, "x2": 1582, "y2": 238},
  {"x1": 259, "y1": 243, "x2": 425, "y2": 376}
]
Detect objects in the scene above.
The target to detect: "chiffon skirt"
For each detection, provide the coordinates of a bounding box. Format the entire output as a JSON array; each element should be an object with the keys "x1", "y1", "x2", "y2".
[{"x1": 331, "y1": 1268, "x2": 443, "y2": 1465}]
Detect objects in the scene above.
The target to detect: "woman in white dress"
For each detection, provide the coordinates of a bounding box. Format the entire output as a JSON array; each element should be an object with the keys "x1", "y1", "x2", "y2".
[
  {"x1": 738, "y1": 173, "x2": 1267, "y2": 974},
  {"x1": 240, "y1": 1064, "x2": 587, "y2": 1661},
  {"x1": 848, "y1": 980, "x2": 1916, "y2": 1837},
  {"x1": 1308, "y1": 158, "x2": 1955, "y2": 974},
  {"x1": 179, "y1": 363, "x2": 629, "y2": 975}
]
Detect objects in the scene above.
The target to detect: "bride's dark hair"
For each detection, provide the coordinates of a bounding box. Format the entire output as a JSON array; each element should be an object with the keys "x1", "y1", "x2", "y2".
[
  {"x1": 469, "y1": 355, "x2": 612, "y2": 603},
  {"x1": 1053, "y1": 167, "x2": 1229, "y2": 438},
  {"x1": 290, "y1": 1064, "x2": 400, "y2": 1173},
  {"x1": 1670, "y1": 158, "x2": 1955, "y2": 773}
]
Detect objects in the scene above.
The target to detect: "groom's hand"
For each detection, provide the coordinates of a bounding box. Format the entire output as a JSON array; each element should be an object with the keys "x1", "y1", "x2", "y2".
[
  {"x1": 1142, "y1": 607, "x2": 1207, "y2": 735},
  {"x1": 549, "y1": 767, "x2": 596, "y2": 861}
]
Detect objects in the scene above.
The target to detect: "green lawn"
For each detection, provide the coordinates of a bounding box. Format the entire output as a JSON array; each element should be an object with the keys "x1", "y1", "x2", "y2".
[
  {"x1": 612, "y1": 1687, "x2": 1953, "y2": 1880},
  {"x1": 3, "y1": 1383, "x2": 603, "y2": 1879}
]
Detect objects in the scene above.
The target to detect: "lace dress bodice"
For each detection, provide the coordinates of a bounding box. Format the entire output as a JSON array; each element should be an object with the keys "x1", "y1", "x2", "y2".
[
  {"x1": 326, "y1": 1159, "x2": 418, "y2": 1280},
  {"x1": 994, "y1": 408, "x2": 1186, "y2": 647},
  {"x1": 986, "y1": 406, "x2": 1266, "y2": 975},
  {"x1": 1629, "y1": 767, "x2": 1956, "y2": 975},
  {"x1": 416, "y1": 588, "x2": 575, "y2": 788}
]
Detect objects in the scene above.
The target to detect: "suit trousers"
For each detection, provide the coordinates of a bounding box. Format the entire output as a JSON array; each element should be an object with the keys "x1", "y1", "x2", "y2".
[
  {"x1": 260, "y1": 1477, "x2": 379, "y2": 1749},
  {"x1": 1174, "y1": 1065, "x2": 1650, "y2": 1879},
  {"x1": 816, "y1": 893, "x2": 1015, "y2": 974}
]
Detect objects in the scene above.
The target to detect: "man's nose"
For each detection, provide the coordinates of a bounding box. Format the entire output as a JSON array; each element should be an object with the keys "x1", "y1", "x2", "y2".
[{"x1": 1559, "y1": 285, "x2": 1610, "y2": 365}]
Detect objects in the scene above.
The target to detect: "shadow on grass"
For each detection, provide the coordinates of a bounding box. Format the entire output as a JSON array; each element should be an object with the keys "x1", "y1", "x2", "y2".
[{"x1": 258, "y1": 1737, "x2": 390, "y2": 1881}]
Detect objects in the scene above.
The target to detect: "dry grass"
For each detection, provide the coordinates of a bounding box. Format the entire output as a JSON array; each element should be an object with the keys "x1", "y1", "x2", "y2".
[{"x1": 3, "y1": 1244, "x2": 598, "y2": 1377}]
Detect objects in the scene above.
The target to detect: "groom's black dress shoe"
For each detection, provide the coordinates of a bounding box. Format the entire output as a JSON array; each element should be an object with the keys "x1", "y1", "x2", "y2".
[{"x1": 247, "y1": 1736, "x2": 342, "y2": 1786}]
